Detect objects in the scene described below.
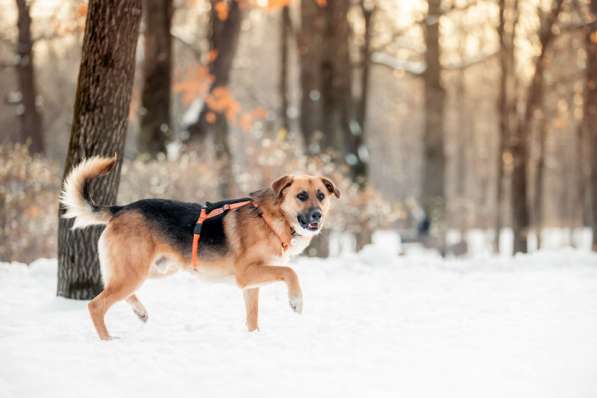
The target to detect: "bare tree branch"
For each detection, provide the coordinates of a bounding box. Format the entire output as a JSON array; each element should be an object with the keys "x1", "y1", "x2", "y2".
[
  {"x1": 33, "y1": 31, "x2": 74, "y2": 43},
  {"x1": 371, "y1": 50, "x2": 496, "y2": 76},
  {"x1": 559, "y1": 18, "x2": 597, "y2": 33},
  {"x1": 373, "y1": 0, "x2": 479, "y2": 52},
  {"x1": 370, "y1": 52, "x2": 424, "y2": 76},
  {"x1": 171, "y1": 32, "x2": 201, "y2": 60},
  {"x1": 444, "y1": 51, "x2": 498, "y2": 70}
]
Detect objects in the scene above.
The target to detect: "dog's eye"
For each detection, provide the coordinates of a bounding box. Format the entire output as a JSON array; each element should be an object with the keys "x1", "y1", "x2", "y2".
[
  {"x1": 296, "y1": 191, "x2": 308, "y2": 201},
  {"x1": 316, "y1": 191, "x2": 325, "y2": 201}
]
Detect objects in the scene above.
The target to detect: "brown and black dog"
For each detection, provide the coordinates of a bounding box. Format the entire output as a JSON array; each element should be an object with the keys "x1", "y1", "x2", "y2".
[{"x1": 60, "y1": 157, "x2": 340, "y2": 340}]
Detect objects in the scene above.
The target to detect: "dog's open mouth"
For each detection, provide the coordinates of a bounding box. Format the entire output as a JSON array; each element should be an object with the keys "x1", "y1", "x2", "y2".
[{"x1": 298, "y1": 216, "x2": 320, "y2": 231}]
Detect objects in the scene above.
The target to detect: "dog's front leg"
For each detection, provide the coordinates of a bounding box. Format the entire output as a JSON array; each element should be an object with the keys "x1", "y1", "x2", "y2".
[
  {"x1": 243, "y1": 288, "x2": 259, "y2": 331},
  {"x1": 236, "y1": 264, "x2": 303, "y2": 314}
]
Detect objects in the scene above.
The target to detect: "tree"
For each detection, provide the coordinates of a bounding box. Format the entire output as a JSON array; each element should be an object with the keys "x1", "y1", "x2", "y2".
[
  {"x1": 138, "y1": 0, "x2": 173, "y2": 157},
  {"x1": 297, "y1": 0, "x2": 373, "y2": 252},
  {"x1": 351, "y1": 0, "x2": 375, "y2": 188},
  {"x1": 279, "y1": 4, "x2": 291, "y2": 132},
  {"x1": 14, "y1": 0, "x2": 44, "y2": 154},
  {"x1": 588, "y1": 0, "x2": 597, "y2": 251},
  {"x1": 298, "y1": 0, "x2": 326, "y2": 153},
  {"x1": 533, "y1": 88, "x2": 547, "y2": 249},
  {"x1": 510, "y1": 0, "x2": 563, "y2": 254},
  {"x1": 421, "y1": 0, "x2": 446, "y2": 251},
  {"x1": 320, "y1": 0, "x2": 353, "y2": 157},
  {"x1": 495, "y1": 0, "x2": 519, "y2": 253},
  {"x1": 188, "y1": 0, "x2": 243, "y2": 197},
  {"x1": 57, "y1": 0, "x2": 142, "y2": 300},
  {"x1": 298, "y1": 0, "x2": 369, "y2": 181}
]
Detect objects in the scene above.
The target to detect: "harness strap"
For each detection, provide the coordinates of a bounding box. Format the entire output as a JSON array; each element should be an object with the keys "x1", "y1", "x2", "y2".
[
  {"x1": 191, "y1": 200, "x2": 253, "y2": 268},
  {"x1": 191, "y1": 200, "x2": 294, "y2": 268}
]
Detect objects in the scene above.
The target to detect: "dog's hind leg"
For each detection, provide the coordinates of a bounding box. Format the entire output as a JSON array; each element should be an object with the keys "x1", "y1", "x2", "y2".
[
  {"x1": 126, "y1": 294, "x2": 148, "y2": 322},
  {"x1": 89, "y1": 222, "x2": 152, "y2": 340},
  {"x1": 243, "y1": 288, "x2": 259, "y2": 332},
  {"x1": 88, "y1": 277, "x2": 143, "y2": 340}
]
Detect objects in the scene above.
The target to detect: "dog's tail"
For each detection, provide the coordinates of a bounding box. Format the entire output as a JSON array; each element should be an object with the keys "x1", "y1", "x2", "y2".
[{"x1": 60, "y1": 156, "x2": 118, "y2": 229}]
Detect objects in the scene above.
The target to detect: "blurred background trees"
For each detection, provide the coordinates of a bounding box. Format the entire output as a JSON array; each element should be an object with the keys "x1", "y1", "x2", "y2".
[
  {"x1": 139, "y1": 0, "x2": 173, "y2": 157},
  {"x1": 1, "y1": 0, "x2": 597, "y2": 264}
]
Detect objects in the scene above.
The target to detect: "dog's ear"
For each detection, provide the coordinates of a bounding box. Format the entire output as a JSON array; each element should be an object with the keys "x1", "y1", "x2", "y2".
[
  {"x1": 321, "y1": 177, "x2": 341, "y2": 198},
  {"x1": 272, "y1": 175, "x2": 293, "y2": 198}
]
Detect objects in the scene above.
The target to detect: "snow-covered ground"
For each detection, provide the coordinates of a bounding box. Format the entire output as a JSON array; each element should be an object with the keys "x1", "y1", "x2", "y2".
[{"x1": 1, "y1": 235, "x2": 597, "y2": 398}]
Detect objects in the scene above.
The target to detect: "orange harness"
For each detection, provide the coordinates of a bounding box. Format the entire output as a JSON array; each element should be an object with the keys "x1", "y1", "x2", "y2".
[{"x1": 191, "y1": 199, "x2": 291, "y2": 268}]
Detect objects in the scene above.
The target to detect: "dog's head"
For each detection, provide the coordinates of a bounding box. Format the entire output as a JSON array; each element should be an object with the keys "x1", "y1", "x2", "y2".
[{"x1": 272, "y1": 175, "x2": 340, "y2": 237}]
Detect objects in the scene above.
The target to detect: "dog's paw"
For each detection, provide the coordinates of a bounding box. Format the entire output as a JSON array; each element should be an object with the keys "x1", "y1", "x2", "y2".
[
  {"x1": 289, "y1": 294, "x2": 303, "y2": 314},
  {"x1": 100, "y1": 335, "x2": 120, "y2": 341},
  {"x1": 134, "y1": 309, "x2": 148, "y2": 323}
]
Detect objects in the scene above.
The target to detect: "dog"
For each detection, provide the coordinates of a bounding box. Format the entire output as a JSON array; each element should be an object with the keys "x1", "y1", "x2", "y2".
[{"x1": 60, "y1": 156, "x2": 340, "y2": 340}]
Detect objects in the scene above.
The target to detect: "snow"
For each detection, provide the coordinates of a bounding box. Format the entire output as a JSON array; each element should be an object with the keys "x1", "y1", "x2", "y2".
[{"x1": 1, "y1": 235, "x2": 597, "y2": 398}]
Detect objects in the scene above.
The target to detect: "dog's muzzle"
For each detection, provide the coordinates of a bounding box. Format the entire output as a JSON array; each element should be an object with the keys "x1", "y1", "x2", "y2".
[{"x1": 297, "y1": 208, "x2": 322, "y2": 231}]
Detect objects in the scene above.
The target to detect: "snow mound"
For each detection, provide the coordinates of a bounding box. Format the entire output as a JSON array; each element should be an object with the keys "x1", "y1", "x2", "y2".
[{"x1": 1, "y1": 249, "x2": 597, "y2": 398}]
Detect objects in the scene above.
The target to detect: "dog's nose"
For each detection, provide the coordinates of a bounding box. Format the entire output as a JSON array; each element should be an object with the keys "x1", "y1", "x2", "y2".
[{"x1": 309, "y1": 208, "x2": 322, "y2": 222}]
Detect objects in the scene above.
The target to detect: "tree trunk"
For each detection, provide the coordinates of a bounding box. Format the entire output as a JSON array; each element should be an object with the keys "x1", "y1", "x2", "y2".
[
  {"x1": 279, "y1": 5, "x2": 290, "y2": 132},
  {"x1": 138, "y1": 0, "x2": 172, "y2": 157},
  {"x1": 588, "y1": 0, "x2": 597, "y2": 251},
  {"x1": 14, "y1": 0, "x2": 44, "y2": 154},
  {"x1": 298, "y1": 0, "x2": 363, "y2": 171},
  {"x1": 455, "y1": 64, "x2": 470, "y2": 238},
  {"x1": 347, "y1": 0, "x2": 373, "y2": 188},
  {"x1": 57, "y1": 0, "x2": 142, "y2": 300},
  {"x1": 356, "y1": 1, "x2": 373, "y2": 137},
  {"x1": 353, "y1": 1, "x2": 375, "y2": 252},
  {"x1": 320, "y1": 0, "x2": 352, "y2": 156},
  {"x1": 188, "y1": 0, "x2": 241, "y2": 197},
  {"x1": 187, "y1": 0, "x2": 242, "y2": 142},
  {"x1": 213, "y1": 114, "x2": 235, "y2": 197},
  {"x1": 495, "y1": 0, "x2": 509, "y2": 253},
  {"x1": 298, "y1": 0, "x2": 326, "y2": 153},
  {"x1": 533, "y1": 107, "x2": 547, "y2": 250},
  {"x1": 510, "y1": 0, "x2": 563, "y2": 254},
  {"x1": 422, "y1": 0, "x2": 446, "y2": 250}
]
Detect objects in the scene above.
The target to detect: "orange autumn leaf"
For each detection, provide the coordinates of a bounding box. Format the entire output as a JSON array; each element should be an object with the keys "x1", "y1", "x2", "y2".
[
  {"x1": 591, "y1": 31, "x2": 597, "y2": 44},
  {"x1": 239, "y1": 114, "x2": 253, "y2": 132},
  {"x1": 174, "y1": 69, "x2": 268, "y2": 133},
  {"x1": 206, "y1": 112, "x2": 217, "y2": 124},
  {"x1": 174, "y1": 66, "x2": 214, "y2": 106},
  {"x1": 204, "y1": 87, "x2": 241, "y2": 122},
  {"x1": 264, "y1": 0, "x2": 292, "y2": 10},
  {"x1": 207, "y1": 49, "x2": 219, "y2": 63},
  {"x1": 250, "y1": 107, "x2": 268, "y2": 120},
  {"x1": 215, "y1": 0, "x2": 230, "y2": 21},
  {"x1": 77, "y1": 3, "x2": 88, "y2": 17},
  {"x1": 315, "y1": 0, "x2": 327, "y2": 6},
  {"x1": 239, "y1": 107, "x2": 267, "y2": 132},
  {"x1": 25, "y1": 206, "x2": 40, "y2": 219}
]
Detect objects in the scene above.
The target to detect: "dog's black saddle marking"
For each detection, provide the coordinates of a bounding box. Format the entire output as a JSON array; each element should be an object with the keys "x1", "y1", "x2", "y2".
[{"x1": 111, "y1": 197, "x2": 257, "y2": 258}]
